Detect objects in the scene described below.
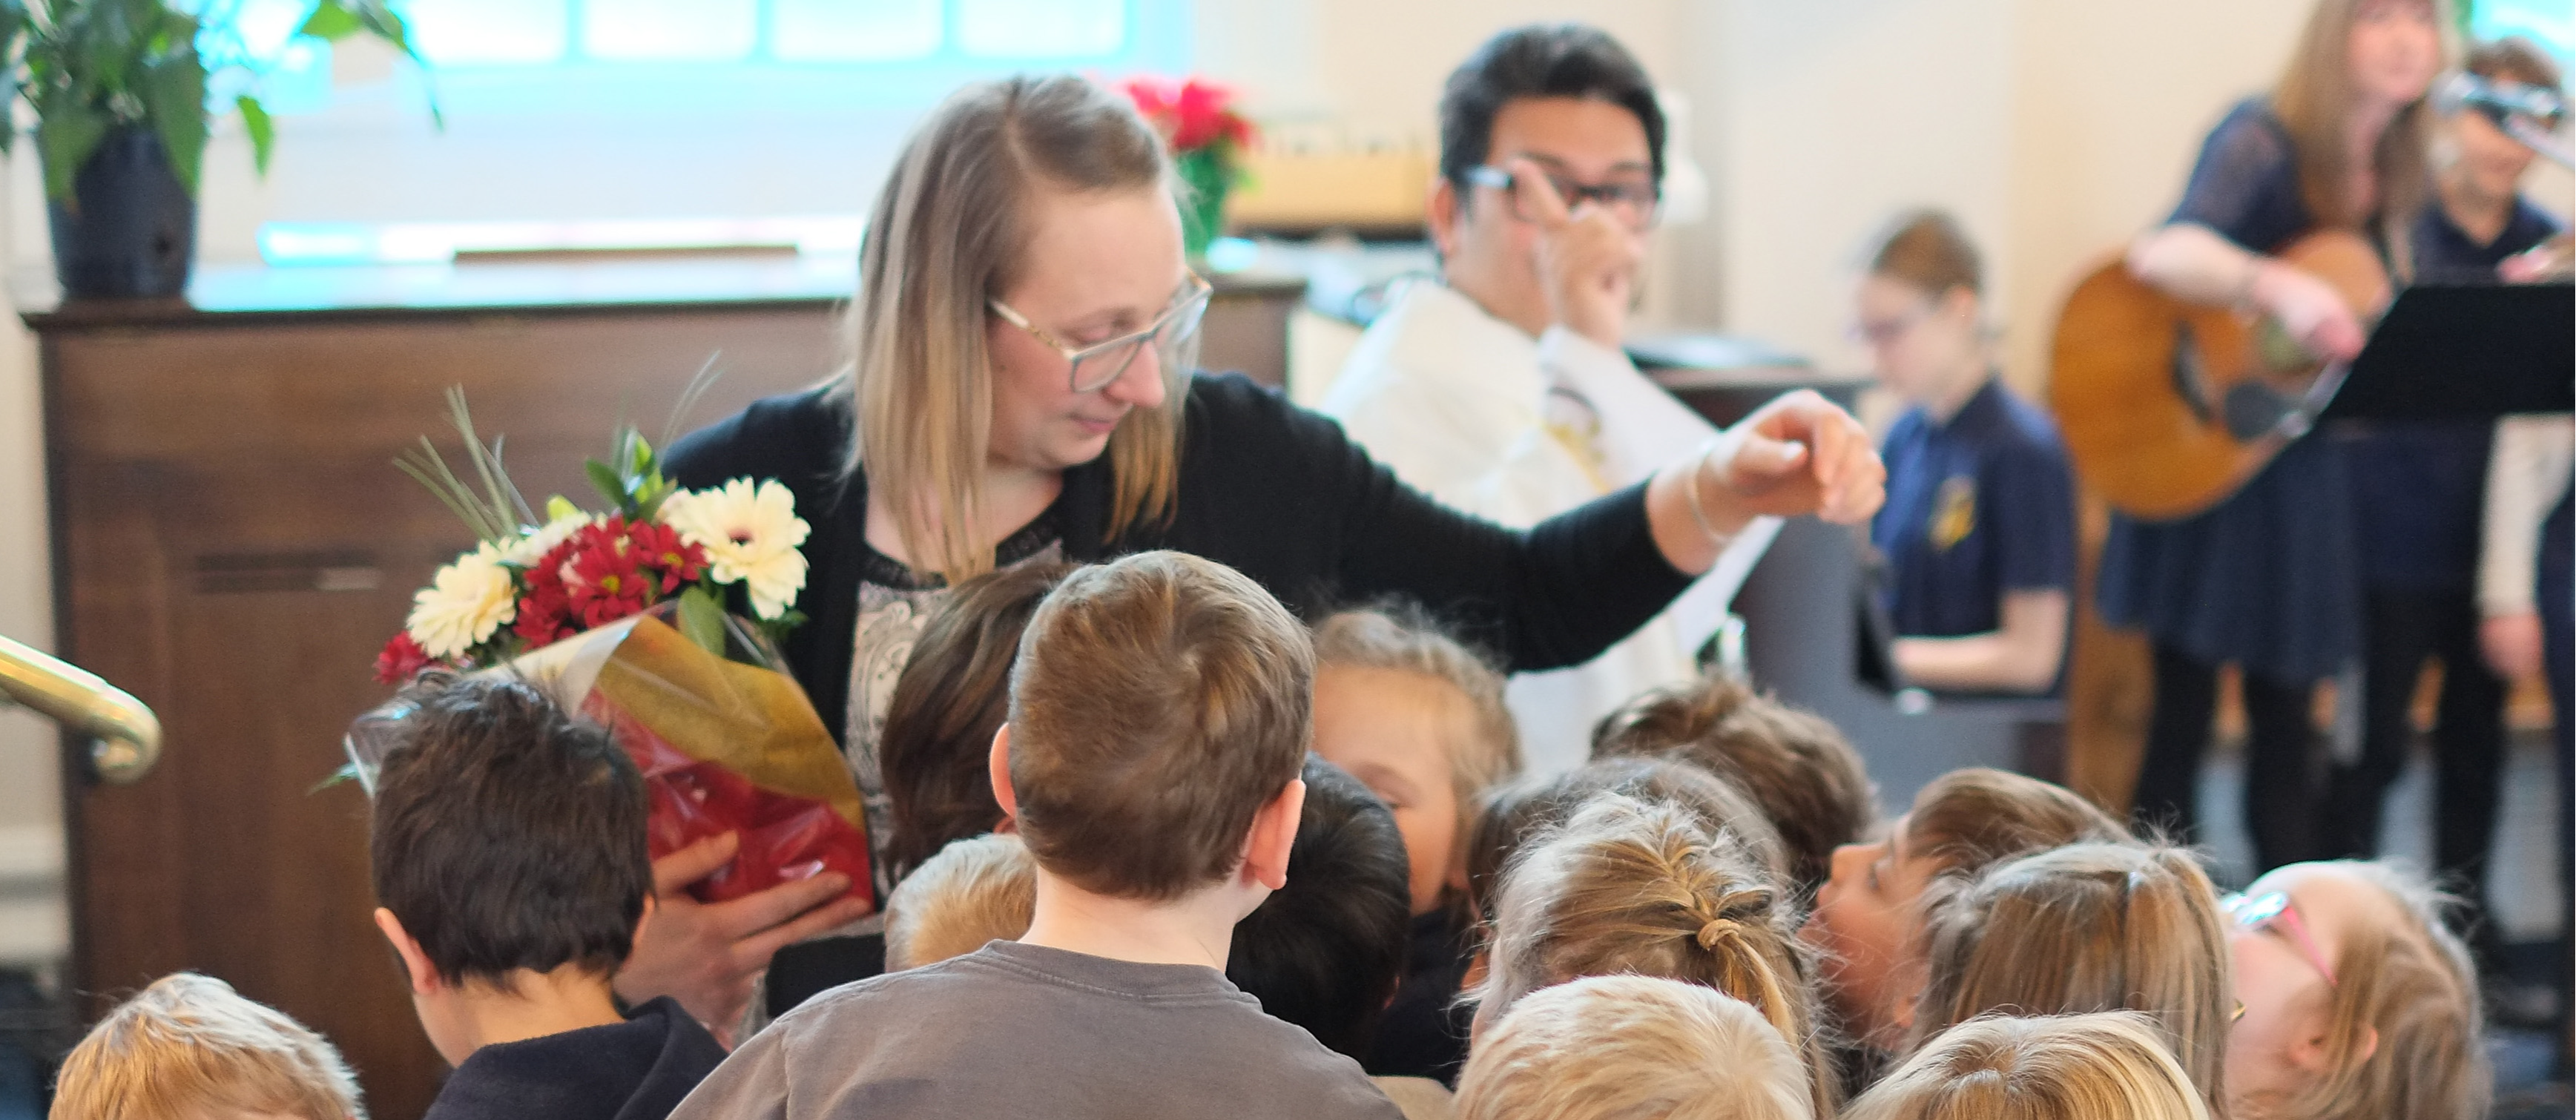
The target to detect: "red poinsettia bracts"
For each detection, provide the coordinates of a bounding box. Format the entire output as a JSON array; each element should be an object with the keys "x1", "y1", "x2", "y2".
[{"x1": 1118, "y1": 76, "x2": 1254, "y2": 155}]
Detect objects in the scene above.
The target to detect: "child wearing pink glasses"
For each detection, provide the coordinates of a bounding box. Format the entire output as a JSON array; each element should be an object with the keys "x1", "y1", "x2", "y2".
[{"x1": 2221, "y1": 860, "x2": 2488, "y2": 1120}]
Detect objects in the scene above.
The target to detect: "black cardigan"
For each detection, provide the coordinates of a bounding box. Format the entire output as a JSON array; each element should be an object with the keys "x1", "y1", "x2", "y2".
[{"x1": 665, "y1": 373, "x2": 1693, "y2": 741}]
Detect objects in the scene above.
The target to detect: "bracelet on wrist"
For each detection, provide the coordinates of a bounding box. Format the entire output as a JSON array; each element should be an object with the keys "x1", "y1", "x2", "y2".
[{"x1": 1684, "y1": 441, "x2": 1739, "y2": 551}]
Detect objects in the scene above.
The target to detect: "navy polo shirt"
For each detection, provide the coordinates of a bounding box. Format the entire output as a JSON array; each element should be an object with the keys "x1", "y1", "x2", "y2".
[
  {"x1": 1871, "y1": 378, "x2": 2077, "y2": 639},
  {"x1": 2340, "y1": 196, "x2": 2563, "y2": 593}
]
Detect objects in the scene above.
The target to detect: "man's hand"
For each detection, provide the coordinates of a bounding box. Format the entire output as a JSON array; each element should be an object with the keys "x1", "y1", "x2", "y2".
[
  {"x1": 1510, "y1": 157, "x2": 1643, "y2": 351},
  {"x1": 1705, "y1": 389, "x2": 1885, "y2": 526},
  {"x1": 613, "y1": 831, "x2": 876, "y2": 1046}
]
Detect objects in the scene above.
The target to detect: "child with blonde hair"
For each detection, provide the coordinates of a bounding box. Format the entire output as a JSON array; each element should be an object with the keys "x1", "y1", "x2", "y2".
[
  {"x1": 1456, "y1": 975, "x2": 1812, "y2": 1120},
  {"x1": 1802, "y1": 768, "x2": 2127, "y2": 1050},
  {"x1": 882, "y1": 832, "x2": 1037, "y2": 971},
  {"x1": 1910, "y1": 843, "x2": 2230, "y2": 1116},
  {"x1": 1845, "y1": 1012, "x2": 2209, "y2": 1120},
  {"x1": 51, "y1": 972, "x2": 364, "y2": 1120},
  {"x1": 2221, "y1": 860, "x2": 2488, "y2": 1120},
  {"x1": 1475, "y1": 793, "x2": 1835, "y2": 1116},
  {"x1": 1463, "y1": 756, "x2": 1789, "y2": 924},
  {"x1": 1310, "y1": 605, "x2": 1524, "y2": 1082}
]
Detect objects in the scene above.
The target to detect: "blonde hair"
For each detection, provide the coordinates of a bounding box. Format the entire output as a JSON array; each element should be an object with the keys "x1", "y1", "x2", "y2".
[
  {"x1": 1903, "y1": 768, "x2": 2129, "y2": 881},
  {"x1": 1911, "y1": 843, "x2": 2230, "y2": 1116},
  {"x1": 884, "y1": 832, "x2": 1038, "y2": 970},
  {"x1": 1464, "y1": 757, "x2": 1790, "y2": 924},
  {"x1": 1848, "y1": 1012, "x2": 2211, "y2": 1120},
  {"x1": 2239, "y1": 860, "x2": 2488, "y2": 1120},
  {"x1": 1314, "y1": 606, "x2": 1523, "y2": 857},
  {"x1": 1457, "y1": 974, "x2": 1814, "y2": 1120},
  {"x1": 1007, "y1": 552, "x2": 1313, "y2": 900},
  {"x1": 52, "y1": 972, "x2": 364, "y2": 1120},
  {"x1": 2271, "y1": 0, "x2": 2448, "y2": 260},
  {"x1": 850, "y1": 74, "x2": 1182, "y2": 584},
  {"x1": 1478, "y1": 793, "x2": 1837, "y2": 1116}
]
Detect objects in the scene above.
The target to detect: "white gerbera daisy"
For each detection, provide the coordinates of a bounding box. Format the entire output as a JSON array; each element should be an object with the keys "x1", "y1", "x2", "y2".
[
  {"x1": 406, "y1": 542, "x2": 519, "y2": 659},
  {"x1": 663, "y1": 478, "x2": 811, "y2": 620},
  {"x1": 500, "y1": 508, "x2": 597, "y2": 567}
]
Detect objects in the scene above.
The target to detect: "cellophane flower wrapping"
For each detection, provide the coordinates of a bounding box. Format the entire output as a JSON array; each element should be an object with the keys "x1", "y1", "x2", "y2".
[{"x1": 357, "y1": 601, "x2": 874, "y2": 909}]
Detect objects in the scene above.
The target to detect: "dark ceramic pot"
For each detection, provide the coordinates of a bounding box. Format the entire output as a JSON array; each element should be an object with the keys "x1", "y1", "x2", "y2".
[{"x1": 46, "y1": 127, "x2": 197, "y2": 299}]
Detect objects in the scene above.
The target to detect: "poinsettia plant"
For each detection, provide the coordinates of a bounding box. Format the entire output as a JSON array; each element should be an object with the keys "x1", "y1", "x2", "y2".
[
  {"x1": 375, "y1": 389, "x2": 809, "y2": 685},
  {"x1": 1116, "y1": 75, "x2": 1255, "y2": 257}
]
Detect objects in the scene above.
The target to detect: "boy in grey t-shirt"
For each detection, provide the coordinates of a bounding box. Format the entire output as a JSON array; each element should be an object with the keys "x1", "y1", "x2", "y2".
[{"x1": 671, "y1": 553, "x2": 1402, "y2": 1120}]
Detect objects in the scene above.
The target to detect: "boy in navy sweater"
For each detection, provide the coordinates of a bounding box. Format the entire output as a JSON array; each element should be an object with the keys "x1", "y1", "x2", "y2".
[{"x1": 364, "y1": 673, "x2": 725, "y2": 1120}]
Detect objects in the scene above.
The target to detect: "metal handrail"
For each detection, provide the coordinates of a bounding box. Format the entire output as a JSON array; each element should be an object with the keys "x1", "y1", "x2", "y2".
[{"x1": 0, "y1": 633, "x2": 161, "y2": 784}]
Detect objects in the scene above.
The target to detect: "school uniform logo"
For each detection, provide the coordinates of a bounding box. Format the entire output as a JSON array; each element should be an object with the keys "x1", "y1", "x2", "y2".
[{"x1": 1929, "y1": 475, "x2": 1976, "y2": 552}]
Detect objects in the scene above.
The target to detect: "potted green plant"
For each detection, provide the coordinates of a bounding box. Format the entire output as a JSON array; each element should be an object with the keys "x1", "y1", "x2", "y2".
[{"x1": 0, "y1": 0, "x2": 427, "y2": 298}]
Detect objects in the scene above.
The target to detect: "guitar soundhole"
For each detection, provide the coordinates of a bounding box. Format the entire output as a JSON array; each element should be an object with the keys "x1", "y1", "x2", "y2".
[
  {"x1": 2170, "y1": 320, "x2": 2216, "y2": 421},
  {"x1": 2222, "y1": 382, "x2": 2294, "y2": 440}
]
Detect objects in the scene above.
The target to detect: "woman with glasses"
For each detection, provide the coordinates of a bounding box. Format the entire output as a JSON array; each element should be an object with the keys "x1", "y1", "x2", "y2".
[
  {"x1": 1857, "y1": 209, "x2": 2075, "y2": 696},
  {"x1": 648, "y1": 73, "x2": 1881, "y2": 1027}
]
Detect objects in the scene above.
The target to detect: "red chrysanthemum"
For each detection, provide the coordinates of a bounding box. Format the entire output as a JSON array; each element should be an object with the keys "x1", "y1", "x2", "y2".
[
  {"x1": 373, "y1": 632, "x2": 435, "y2": 685},
  {"x1": 536, "y1": 515, "x2": 714, "y2": 633},
  {"x1": 513, "y1": 571, "x2": 575, "y2": 648},
  {"x1": 1118, "y1": 76, "x2": 1253, "y2": 155}
]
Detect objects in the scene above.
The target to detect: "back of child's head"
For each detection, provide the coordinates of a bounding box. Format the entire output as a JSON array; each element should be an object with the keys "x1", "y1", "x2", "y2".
[
  {"x1": 1903, "y1": 768, "x2": 2127, "y2": 881},
  {"x1": 883, "y1": 831, "x2": 1037, "y2": 971},
  {"x1": 1478, "y1": 792, "x2": 1834, "y2": 1116},
  {"x1": 880, "y1": 560, "x2": 1076, "y2": 883},
  {"x1": 1912, "y1": 843, "x2": 2227, "y2": 1115},
  {"x1": 1847, "y1": 1012, "x2": 2210, "y2": 1120},
  {"x1": 1313, "y1": 605, "x2": 1523, "y2": 803},
  {"x1": 1457, "y1": 974, "x2": 1814, "y2": 1120},
  {"x1": 1006, "y1": 551, "x2": 1313, "y2": 899},
  {"x1": 1592, "y1": 673, "x2": 1877, "y2": 891},
  {"x1": 1226, "y1": 754, "x2": 1411, "y2": 1058},
  {"x1": 2256, "y1": 860, "x2": 2488, "y2": 1120},
  {"x1": 1464, "y1": 756, "x2": 1788, "y2": 923},
  {"x1": 52, "y1": 972, "x2": 365, "y2": 1120},
  {"x1": 367, "y1": 673, "x2": 649, "y2": 986}
]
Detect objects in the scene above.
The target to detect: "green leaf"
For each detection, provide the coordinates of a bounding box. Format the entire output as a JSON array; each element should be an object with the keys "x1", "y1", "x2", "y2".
[
  {"x1": 236, "y1": 94, "x2": 273, "y2": 177},
  {"x1": 545, "y1": 495, "x2": 581, "y2": 523},
  {"x1": 35, "y1": 107, "x2": 111, "y2": 203},
  {"x1": 676, "y1": 586, "x2": 728, "y2": 658},
  {"x1": 138, "y1": 53, "x2": 208, "y2": 192},
  {"x1": 296, "y1": 2, "x2": 363, "y2": 41},
  {"x1": 584, "y1": 459, "x2": 626, "y2": 512}
]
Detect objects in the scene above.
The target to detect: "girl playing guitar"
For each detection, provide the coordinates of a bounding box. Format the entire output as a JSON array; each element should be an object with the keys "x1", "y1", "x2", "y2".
[{"x1": 2101, "y1": 0, "x2": 2443, "y2": 873}]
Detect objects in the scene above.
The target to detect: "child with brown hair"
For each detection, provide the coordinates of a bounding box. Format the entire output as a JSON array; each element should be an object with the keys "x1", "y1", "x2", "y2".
[
  {"x1": 1802, "y1": 768, "x2": 2127, "y2": 1051},
  {"x1": 2221, "y1": 860, "x2": 2488, "y2": 1120},
  {"x1": 1474, "y1": 793, "x2": 1836, "y2": 1116},
  {"x1": 50, "y1": 972, "x2": 364, "y2": 1120},
  {"x1": 1592, "y1": 673, "x2": 1879, "y2": 890},
  {"x1": 1309, "y1": 605, "x2": 1523, "y2": 1084},
  {"x1": 881, "y1": 833, "x2": 1036, "y2": 972},
  {"x1": 673, "y1": 552, "x2": 1402, "y2": 1120},
  {"x1": 1463, "y1": 756, "x2": 1789, "y2": 926},
  {"x1": 1909, "y1": 843, "x2": 2230, "y2": 1116},
  {"x1": 1845, "y1": 1012, "x2": 2210, "y2": 1120},
  {"x1": 1456, "y1": 975, "x2": 1814, "y2": 1120}
]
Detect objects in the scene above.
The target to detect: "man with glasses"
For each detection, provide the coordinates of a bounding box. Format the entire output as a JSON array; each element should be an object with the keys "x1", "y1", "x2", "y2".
[{"x1": 1320, "y1": 23, "x2": 1773, "y2": 779}]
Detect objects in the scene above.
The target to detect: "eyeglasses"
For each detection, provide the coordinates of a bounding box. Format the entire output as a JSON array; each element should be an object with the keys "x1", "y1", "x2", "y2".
[
  {"x1": 1463, "y1": 165, "x2": 1661, "y2": 230},
  {"x1": 989, "y1": 273, "x2": 1213, "y2": 393},
  {"x1": 2226, "y1": 890, "x2": 2338, "y2": 1021},
  {"x1": 1850, "y1": 304, "x2": 1935, "y2": 348}
]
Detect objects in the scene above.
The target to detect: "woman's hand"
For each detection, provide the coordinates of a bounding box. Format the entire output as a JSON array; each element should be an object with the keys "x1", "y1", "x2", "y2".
[
  {"x1": 2482, "y1": 612, "x2": 2545, "y2": 680},
  {"x1": 613, "y1": 831, "x2": 876, "y2": 1046},
  {"x1": 1647, "y1": 389, "x2": 1884, "y2": 574},
  {"x1": 2248, "y1": 259, "x2": 2367, "y2": 363}
]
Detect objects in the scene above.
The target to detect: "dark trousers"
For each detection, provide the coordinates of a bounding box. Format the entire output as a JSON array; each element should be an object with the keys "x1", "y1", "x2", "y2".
[
  {"x1": 2316, "y1": 588, "x2": 2509, "y2": 906},
  {"x1": 2132, "y1": 643, "x2": 2319, "y2": 874},
  {"x1": 2539, "y1": 495, "x2": 2571, "y2": 1052}
]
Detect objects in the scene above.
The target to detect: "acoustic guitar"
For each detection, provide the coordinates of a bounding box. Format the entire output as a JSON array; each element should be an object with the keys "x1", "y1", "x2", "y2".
[{"x1": 2048, "y1": 230, "x2": 2389, "y2": 521}]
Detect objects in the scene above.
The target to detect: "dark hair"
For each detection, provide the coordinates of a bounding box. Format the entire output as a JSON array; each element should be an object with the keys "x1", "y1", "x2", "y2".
[
  {"x1": 1592, "y1": 675, "x2": 1878, "y2": 894},
  {"x1": 1227, "y1": 755, "x2": 1413, "y2": 1058},
  {"x1": 2466, "y1": 37, "x2": 2563, "y2": 93},
  {"x1": 1008, "y1": 551, "x2": 1314, "y2": 900},
  {"x1": 880, "y1": 560, "x2": 1078, "y2": 883},
  {"x1": 1437, "y1": 24, "x2": 1667, "y2": 197},
  {"x1": 366, "y1": 673, "x2": 650, "y2": 986},
  {"x1": 1463, "y1": 756, "x2": 1788, "y2": 925}
]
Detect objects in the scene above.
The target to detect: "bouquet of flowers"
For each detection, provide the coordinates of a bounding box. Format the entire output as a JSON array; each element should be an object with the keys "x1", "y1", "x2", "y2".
[
  {"x1": 1117, "y1": 75, "x2": 1256, "y2": 257},
  {"x1": 353, "y1": 389, "x2": 872, "y2": 908}
]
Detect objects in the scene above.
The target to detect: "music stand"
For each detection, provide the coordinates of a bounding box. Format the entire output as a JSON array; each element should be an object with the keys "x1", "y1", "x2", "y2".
[{"x1": 2322, "y1": 281, "x2": 2574, "y2": 421}]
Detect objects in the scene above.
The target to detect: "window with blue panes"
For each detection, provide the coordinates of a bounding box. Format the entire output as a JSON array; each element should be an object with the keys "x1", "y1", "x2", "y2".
[
  {"x1": 2469, "y1": 0, "x2": 2575, "y2": 73},
  {"x1": 217, "y1": 0, "x2": 1186, "y2": 116}
]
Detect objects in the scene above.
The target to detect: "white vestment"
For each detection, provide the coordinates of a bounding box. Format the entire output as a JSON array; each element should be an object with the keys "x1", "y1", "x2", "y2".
[{"x1": 1319, "y1": 280, "x2": 1777, "y2": 774}]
